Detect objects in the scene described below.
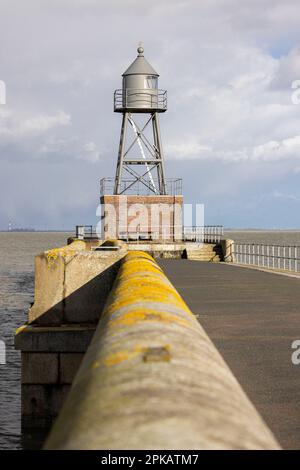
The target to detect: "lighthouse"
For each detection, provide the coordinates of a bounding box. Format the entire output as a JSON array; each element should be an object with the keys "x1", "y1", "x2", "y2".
[
  {"x1": 100, "y1": 45, "x2": 183, "y2": 241},
  {"x1": 114, "y1": 45, "x2": 167, "y2": 196}
]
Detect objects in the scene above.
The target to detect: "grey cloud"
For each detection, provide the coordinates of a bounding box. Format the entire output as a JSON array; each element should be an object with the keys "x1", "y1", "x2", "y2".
[{"x1": 1, "y1": 0, "x2": 300, "y2": 228}]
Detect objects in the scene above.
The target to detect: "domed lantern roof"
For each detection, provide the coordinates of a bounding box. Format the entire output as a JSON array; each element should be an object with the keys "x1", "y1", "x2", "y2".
[{"x1": 122, "y1": 46, "x2": 159, "y2": 77}]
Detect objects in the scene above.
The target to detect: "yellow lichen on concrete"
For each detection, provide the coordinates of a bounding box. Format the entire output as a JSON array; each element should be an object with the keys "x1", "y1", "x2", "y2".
[
  {"x1": 45, "y1": 250, "x2": 280, "y2": 451},
  {"x1": 103, "y1": 351, "x2": 130, "y2": 367},
  {"x1": 107, "y1": 309, "x2": 190, "y2": 328},
  {"x1": 105, "y1": 286, "x2": 192, "y2": 317},
  {"x1": 15, "y1": 324, "x2": 28, "y2": 335},
  {"x1": 45, "y1": 240, "x2": 86, "y2": 267},
  {"x1": 102, "y1": 251, "x2": 192, "y2": 321},
  {"x1": 92, "y1": 345, "x2": 145, "y2": 368}
]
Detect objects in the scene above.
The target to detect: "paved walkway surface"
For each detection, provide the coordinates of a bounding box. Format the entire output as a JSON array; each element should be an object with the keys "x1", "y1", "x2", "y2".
[{"x1": 158, "y1": 260, "x2": 300, "y2": 449}]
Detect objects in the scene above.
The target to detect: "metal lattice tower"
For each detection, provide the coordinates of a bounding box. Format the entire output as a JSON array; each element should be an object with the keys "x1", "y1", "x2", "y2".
[{"x1": 113, "y1": 45, "x2": 167, "y2": 195}]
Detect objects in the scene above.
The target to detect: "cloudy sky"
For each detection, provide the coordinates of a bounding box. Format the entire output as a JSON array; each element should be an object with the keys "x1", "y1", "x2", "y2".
[{"x1": 1, "y1": 0, "x2": 300, "y2": 229}]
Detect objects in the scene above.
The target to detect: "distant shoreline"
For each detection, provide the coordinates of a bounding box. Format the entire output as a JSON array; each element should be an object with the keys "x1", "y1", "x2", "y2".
[
  {"x1": 0, "y1": 230, "x2": 73, "y2": 233},
  {"x1": 1, "y1": 229, "x2": 300, "y2": 233},
  {"x1": 224, "y1": 229, "x2": 300, "y2": 232}
]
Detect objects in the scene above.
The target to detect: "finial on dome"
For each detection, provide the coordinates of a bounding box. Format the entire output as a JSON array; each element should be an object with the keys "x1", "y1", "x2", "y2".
[{"x1": 137, "y1": 42, "x2": 144, "y2": 56}]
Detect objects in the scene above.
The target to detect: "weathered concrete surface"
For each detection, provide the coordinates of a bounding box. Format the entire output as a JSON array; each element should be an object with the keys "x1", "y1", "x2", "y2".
[
  {"x1": 29, "y1": 243, "x2": 125, "y2": 325},
  {"x1": 22, "y1": 353, "x2": 59, "y2": 384},
  {"x1": 20, "y1": 351, "x2": 84, "y2": 429},
  {"x1": 22, "y1": 384, "x2": 71, "y2": 429},
  {"x1": 185, "y1": 243, "x2": 223, "y2": 262},
  {"x1": 45, "y1": 252, "x2": 279, "y2": 450},
  {"x1": 21, "y1": 351, "x2": 84, "y2": 385},
  {"x1": 15, "y1": 324, "x2": 92, "y2": 429},
  {"x1": 15, "y1": 325, "x2": 96, "y2": 352},
  {"x1": 60, "y1": 353, "x2": 85, "y2": 384},
  {"x1": 221, "y1": 238, "x2": 235, "y2": 262},
  {"x1": 158, "y1": 260, "x2": 300, "y2": 450},
  {"x1": 16, "y1": 241, "x2": 126, "y2": 432}
]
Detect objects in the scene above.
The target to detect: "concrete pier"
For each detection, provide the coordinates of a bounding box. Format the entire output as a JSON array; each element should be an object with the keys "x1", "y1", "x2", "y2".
[
  {"x1": 45, "y1": 252, "x2": 279, "y2": 450},
  {"x1": 16, "y1": 239, "x2": 297, "y2": 449},
  {"x1": 158, "y1": 260, "x2": 300, "y2": 450}
]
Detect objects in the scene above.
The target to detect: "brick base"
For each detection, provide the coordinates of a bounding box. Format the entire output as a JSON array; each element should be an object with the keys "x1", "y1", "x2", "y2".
[{"x1": 100, "y1": 195, "x2": 183, "y2": 242}]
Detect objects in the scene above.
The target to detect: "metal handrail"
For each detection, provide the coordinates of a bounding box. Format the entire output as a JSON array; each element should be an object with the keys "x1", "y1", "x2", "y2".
[
  {"x1": 100, "y1": 177, "x2": 182, "y2": 196},
  {"x1": 184, "y1": 226, "x2": 224, "y2": 243},
  {"x1": 234, "y1": 242, "x2": 300, "y2": 248},
  {"x1": 76, "y1": 225, "x2": 96, "y2": 239},
  {"x1": 233, "y1": 242, "x2": 300, "y2": 272},
  {"x1": 75, "y1": 224, "x2": 224, "y2": 244},
  {"x1": 114, "y1": 88, "x2": 167, "y2": 111}
]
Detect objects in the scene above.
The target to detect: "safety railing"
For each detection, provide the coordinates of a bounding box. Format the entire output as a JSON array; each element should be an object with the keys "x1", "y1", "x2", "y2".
[
  {"x1": 114, "y1": 88, "x2": 167, "y2": 111},
  {"x1": 118, "y1": 226, "x2": 223, "y2": 243},
  {"x1": 75, "y1": 224, "x2": 224, "y2": 243},
  {"x1": 234, "y1": 243, "x2": 300, "y2": 272},
  {"x1": 100, "y1": 177, "x2": 182, "y2": 196},
  {"x1": 117, "y1": 225, "x2": 181, "y2": 242},
  {"x1": 184, "y1": 226, "x2": 224, "y2": 243},
  {"x1": 75, "y1": 225, "x2": 98, "y2": 240}
]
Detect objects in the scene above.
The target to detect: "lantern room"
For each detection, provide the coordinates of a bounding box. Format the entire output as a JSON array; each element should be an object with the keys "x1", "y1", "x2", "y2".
[{"x1": 114, "y1": 46, "x2": 167, "y2": 112}]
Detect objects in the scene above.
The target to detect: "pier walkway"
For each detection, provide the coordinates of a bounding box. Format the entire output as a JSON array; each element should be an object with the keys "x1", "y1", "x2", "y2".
[{"x1": 158, "y1": 260, "x2": 300, "y2": 450}]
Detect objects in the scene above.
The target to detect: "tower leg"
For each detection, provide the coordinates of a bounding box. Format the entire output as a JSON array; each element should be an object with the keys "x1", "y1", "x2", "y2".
[
  {"x1": 114, "y1": 112, "x2": 129, "y2": 194},
  {"x1": 153, "y1": 112, "x2": 167, "y2": 195}
]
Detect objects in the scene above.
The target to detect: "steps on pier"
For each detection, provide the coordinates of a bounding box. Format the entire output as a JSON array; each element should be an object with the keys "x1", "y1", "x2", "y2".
[{"x1": 185, "y1": 243, "x2": 223, "y2": 262}]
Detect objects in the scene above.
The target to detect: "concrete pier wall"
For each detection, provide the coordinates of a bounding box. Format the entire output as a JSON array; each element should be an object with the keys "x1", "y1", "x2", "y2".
[
  {"x1": 15, "y1": 240, "x2": 125, "y2": 429},
  {"x1": 29, "y1": 240, "x2": 125, "y2": 325},
  {"x1": 15, "y1": 239, "x2": 235, "y2": 434},
  {"x1": 45, "y1": 251, "x2": 279, "y2": 450}
]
